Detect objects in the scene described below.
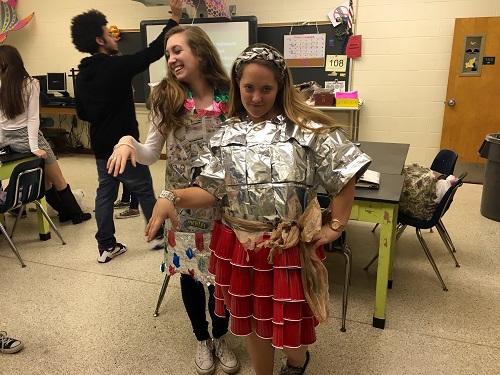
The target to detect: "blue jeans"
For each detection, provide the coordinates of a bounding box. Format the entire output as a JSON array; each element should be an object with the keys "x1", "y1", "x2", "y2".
[{"x1": 95, "y1": 159, "x2": 157, "y2": 249}]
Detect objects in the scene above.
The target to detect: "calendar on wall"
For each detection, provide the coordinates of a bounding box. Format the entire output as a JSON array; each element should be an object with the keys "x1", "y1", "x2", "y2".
[{"x1": 283, "y1": 33, "x2": 326, "y2": 67}]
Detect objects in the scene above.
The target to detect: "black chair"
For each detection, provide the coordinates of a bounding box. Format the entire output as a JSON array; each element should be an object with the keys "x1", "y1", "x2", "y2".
[
  {"x1": 372, "y1": 149, "x2": 459, "y2": 235},
  {"x1": 430, "y1": 149, "x2": 458, "y2": 176},
  {"x1": 325, "y1": 231, "x2": 351, "y2": 332},
  {"x1": 365, "y1": 174, "x2": 466, "y2": 291},
  {"x1": 0, "y1": 159, "x2": 65, "y2": 267}
]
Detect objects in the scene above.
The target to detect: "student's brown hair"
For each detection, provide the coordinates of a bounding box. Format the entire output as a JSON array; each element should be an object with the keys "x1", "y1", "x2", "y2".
[
  {"x1": 150, "y1": 26, "x2": 230, "y2": 135},
  {"x1": 0, "y1": 45, "x2": 31, "y2": 120}
]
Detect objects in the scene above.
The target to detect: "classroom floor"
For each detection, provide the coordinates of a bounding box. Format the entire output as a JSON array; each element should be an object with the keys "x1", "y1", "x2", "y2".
[{"x1": 1, "y1": 155, "x2": 499, "y2": 375}]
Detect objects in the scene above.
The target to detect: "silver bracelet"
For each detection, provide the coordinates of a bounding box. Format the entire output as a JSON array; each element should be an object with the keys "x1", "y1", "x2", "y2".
[{"x1": 159, "y1": 190, "x2": 179, "y2": 207}]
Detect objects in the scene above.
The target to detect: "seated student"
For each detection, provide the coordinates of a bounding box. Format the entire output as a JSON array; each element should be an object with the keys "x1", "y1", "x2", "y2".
[
  {"x1": 0, "y1": 331, "x2": 23, "y2": 354},
  {"x1": 0, "y1": 45, "x2": 91, "y2": 224}
]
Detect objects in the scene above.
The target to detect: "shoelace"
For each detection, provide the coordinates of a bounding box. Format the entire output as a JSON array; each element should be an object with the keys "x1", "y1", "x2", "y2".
[
  {"x1": 196, "y1": 341, "x2": 213, "y2": 363},
  {"x1": 215, "y1": 338, "x2": 234, "y2": 361}
]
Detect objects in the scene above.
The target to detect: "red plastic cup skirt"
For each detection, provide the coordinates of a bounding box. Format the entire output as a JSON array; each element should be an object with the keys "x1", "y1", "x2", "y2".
[{"x1": 209, "y1": 224, "x2": 324, "y2": 349}]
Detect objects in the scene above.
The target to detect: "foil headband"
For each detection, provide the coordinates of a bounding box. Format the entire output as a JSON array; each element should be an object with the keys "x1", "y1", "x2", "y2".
[{"x1": 233, "y1": 46, "x2": 286, "y2": 77}]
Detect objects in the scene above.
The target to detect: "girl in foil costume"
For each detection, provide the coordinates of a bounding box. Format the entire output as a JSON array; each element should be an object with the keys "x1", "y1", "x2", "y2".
[
  {"x1": 143, "y1": 44, "x2": 371, "y2": 375},
  {"x1": 107, "y1": 26, "x2": 239, "y2": 375}
]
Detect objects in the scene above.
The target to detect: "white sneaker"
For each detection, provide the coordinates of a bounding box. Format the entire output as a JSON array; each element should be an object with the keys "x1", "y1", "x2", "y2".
[
  {"x1": 213, "y1": 336, "x2": 240, "y2": 374},
  {"x1": 97, "y1": 243, "x2": 127, "y2": 263},
  {"x1": 195, "y1": 339, "x2": 215, "y2": 375}
]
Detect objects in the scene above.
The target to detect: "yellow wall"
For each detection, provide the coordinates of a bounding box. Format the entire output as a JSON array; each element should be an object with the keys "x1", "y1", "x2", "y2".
[{"x1": 7, "y1": 0, "x2": 500, "y2": 164}]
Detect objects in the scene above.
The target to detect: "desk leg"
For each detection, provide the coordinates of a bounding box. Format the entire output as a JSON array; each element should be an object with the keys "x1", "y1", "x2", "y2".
[
  {"x1": 372, "y1": 204, "x2": 398, "y2": 329},
  {"x1": 348, "y1": 111, "x2": 354, "y2": 140},
  {"x1": 354, "y1": 110, "x2": 360, "y2": 141},
  {"x1": 37, "y1": 197, "x2": 51, "y2": 241}
]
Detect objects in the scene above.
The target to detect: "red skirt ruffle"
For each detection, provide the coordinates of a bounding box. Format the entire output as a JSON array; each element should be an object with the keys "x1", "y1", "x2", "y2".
[{"x1": 209, "y1": 221, "x2": 325, "y2": 349}]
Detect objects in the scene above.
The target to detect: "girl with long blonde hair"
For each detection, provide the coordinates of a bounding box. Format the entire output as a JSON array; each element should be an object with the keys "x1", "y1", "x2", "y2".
[{"x1": 108, "y1": 26, "x2": 239, "y2": 375}]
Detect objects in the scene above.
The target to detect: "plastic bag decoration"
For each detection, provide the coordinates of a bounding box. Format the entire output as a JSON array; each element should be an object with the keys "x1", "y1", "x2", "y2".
[{"x1": 185, "y1": 0, "x2": 230, "y2": 19}]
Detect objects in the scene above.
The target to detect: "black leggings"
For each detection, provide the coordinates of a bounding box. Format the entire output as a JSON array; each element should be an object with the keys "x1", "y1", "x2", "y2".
[{"x1": 180, "y1": 273, "x2": 230, "y2": 341}]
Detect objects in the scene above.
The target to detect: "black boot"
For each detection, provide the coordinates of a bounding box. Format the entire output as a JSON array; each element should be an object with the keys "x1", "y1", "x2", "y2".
[
  {"x1": 45, "y1": 186, "x2": 68, "y2": 222},
  {"x1": 57, "y1": 184, "x2": 92, "y2": 224}
]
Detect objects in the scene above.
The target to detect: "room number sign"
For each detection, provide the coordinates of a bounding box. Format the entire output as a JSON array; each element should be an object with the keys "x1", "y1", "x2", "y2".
[{"x1": 325, "y1": 54, "x2": 347, "y2": 72}]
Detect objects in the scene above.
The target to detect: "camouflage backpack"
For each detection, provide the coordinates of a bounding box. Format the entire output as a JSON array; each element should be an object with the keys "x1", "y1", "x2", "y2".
[{"x1": 400, "y1": 164, "x2": 442, "y2": 221}]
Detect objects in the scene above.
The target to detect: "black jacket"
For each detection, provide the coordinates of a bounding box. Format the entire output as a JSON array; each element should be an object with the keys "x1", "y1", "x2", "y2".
[{"x1": 75, "y1": 19, "x2": 178, "y2": 159}]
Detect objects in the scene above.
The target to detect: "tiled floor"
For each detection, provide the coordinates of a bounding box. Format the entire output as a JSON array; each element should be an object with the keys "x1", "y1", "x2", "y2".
[{"x1": 1, "y1": 155, "x2": 499, "y2": 374}]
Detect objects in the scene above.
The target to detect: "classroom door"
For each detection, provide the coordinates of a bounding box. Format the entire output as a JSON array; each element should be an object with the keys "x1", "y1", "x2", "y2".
[{"x1": 441, "y1": 17, "x2": 500, "y2": 170}]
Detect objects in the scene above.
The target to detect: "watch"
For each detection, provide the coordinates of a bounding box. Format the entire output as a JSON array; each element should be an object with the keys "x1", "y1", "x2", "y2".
[
  {"x1": 329, "y1": 219, "x2": 345, "y2": 232},
  {"x1": 159, "y1": 190, "x2": 180, "y2": 207}
]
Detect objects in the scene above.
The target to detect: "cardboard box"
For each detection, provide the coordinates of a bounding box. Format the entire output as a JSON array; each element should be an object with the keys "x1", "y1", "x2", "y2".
[{"x1": 313, "y1": 92, "x2": 335, "y2": 106}]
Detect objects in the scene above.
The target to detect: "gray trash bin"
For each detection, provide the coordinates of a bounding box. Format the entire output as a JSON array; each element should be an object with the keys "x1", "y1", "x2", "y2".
[{"x1": 479, "y1": 133, "x2": 500, "y2": 221}]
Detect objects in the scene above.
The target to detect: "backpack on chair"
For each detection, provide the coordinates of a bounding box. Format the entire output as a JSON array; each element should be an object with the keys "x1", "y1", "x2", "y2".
[{"x1": 400, "y1": 163, "x2": 443, "y2": 221}]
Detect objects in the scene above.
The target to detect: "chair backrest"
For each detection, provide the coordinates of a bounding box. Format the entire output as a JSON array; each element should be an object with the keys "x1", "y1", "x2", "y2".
[
  {"x1": 0, "y1": 158, "x2": 45, "y2": 213},
  {"x1": 437, "y1": 172, "x2": 467, "y2": 219},
  {"x1": 430, "y1": 149, "x2": 458, "y2": 176},
  {"x1": 425, "y1": 173, "x2": 464, "y2": 225}
]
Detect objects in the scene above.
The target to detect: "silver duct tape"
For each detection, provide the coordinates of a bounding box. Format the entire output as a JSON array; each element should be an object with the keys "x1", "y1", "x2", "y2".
[
  {"x1": 221, "y1": 183, "x2": 307, "y2": 224},
  {"x1": 222, "y1": 146, "x2": 247, "y2": 185},
  {"x1": 314, "y1": 131, "x2": 372, "y2": 195},
  {"x1": 247, "y1": 144, "x2": 272, "y2": 184},
  {"x1": 163, "y1": 113, "x2": 226, "y2": 229},
  {"x1": 197, "y1": 117, "x2": 371, "y2": 225},
  {"x1": 220, "y1": 119, "x2": 247, "y2": 146},
  {"x1": 247, "y1": 120, "x2": 281, "y2": 144},
  {"x1": 273, "y1": 184, "x2": 307, "y2": 221},
  {"x1": 271, "y1": 142, "x2": 308, "y2": 183}
]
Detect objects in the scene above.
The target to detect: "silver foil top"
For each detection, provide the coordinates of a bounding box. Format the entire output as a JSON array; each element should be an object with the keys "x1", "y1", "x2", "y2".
[
  {"x1": 196, "y1": 116, "x2": 371, "y2": 225},
  {"x1": 164, "y1": 114, "x2": 223, "y2": 232}
]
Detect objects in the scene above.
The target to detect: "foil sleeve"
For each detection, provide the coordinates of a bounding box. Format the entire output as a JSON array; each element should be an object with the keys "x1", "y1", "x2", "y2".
[{"x1": 314, "y1": 129, "x2": 371, "y2": 196}]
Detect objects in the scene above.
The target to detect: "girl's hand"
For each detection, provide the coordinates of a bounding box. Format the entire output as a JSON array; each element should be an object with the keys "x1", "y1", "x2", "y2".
[
  {"x1": 33, "y1": 149, "x2": 48, "y2": 159},
  {"x1": 311, "y1": 225, "x2": 342, "y2": 248},
  {"x1": 145, "y1": 198, "x2": 179, "y2": 241},
  {"x1": 107, "y1": 136, "x2": 137, "y2": 176}
]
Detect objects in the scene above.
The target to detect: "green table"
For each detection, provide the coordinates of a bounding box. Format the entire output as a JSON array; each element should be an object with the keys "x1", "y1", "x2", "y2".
[
  {"x1": 351, "y1": 173, "x2": 404, "y2": 329},
  {"x1": 320, "y1": 141, "x2": 409, "y2": 329},
  {"x1": 356, "y1": 142, "x2": 409, "y2": 329}
]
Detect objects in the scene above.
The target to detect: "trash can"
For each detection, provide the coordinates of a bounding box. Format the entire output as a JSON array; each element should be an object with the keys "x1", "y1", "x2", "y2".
[{"x1": 479, "y1": 133, "x2": 500, "y2": 221}]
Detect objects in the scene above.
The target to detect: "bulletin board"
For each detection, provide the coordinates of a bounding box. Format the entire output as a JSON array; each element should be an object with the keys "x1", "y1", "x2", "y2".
[{"x1": 258, "y1": 21, "x2": 351, "y2": 88}]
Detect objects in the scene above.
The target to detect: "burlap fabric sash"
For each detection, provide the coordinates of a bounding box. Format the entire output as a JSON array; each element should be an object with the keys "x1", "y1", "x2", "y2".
[{"x1": 223, "y1": 198, "x2": 329, "y2": 322}]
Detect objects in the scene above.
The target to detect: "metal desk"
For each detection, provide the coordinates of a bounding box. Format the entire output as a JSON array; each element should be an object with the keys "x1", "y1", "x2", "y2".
[
  {"x1": 354, "y1": 142, "x2": 409, "y2": 328},
  {"x1": 320, "y1": 141, "x2": 409, "y2": 329}
]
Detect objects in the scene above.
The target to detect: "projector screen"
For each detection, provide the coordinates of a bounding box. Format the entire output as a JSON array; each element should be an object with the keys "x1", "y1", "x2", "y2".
[{"x1": 140, "y1": 16, "x2": 258, "y2": 87}]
